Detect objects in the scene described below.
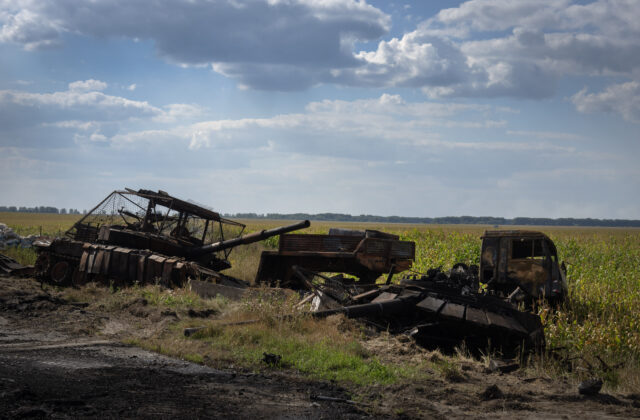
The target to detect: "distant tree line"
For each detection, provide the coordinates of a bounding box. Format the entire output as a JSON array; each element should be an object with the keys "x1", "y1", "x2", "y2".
[
  {"x1": 225, "y1": 213, "x2": 640, "y2": 228},
  {"x1": 0, "y1": 206, "x2": 84, "y2": 215}
]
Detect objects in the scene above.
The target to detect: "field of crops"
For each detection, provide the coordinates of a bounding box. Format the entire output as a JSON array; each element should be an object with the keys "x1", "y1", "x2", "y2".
[{"x1": 2, "y1": 212, "x2": 639, "y2": 388}]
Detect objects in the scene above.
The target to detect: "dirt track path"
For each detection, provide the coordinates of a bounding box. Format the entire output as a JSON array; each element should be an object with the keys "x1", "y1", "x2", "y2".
[
  {"x1": 0, "y1": 276, "x2": 365, "y2": 419},
  {"x1": 0, "y1": 319, "x2": 366, "y2": 419},
  {"x1": 1, "y1": 275, "x2": 640, "y2": 419}
]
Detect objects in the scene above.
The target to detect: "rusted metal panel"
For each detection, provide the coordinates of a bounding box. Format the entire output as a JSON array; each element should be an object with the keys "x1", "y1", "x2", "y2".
[
  {"x1": 101, "y1": 246, "x2": 115, "y2": 274},
  {"x1": 258, "y1": 232, "x2": 415, "y2": 288},
  {"x1": 351, "y1": 289, "x2": 381, "y2": 302},
  {"x1": 163, "y1": 258, "x2": 178, "y2": 285},
  {"x1": 92, "y1": 250, "x2": 104, "y2": 275},
  {"x1": 485, "y1": 311, "x2": 513, "y2": 331},
  {"x1": 0, "y1": 253, "x2": 34, "y2": 277},
  {"x1": 279, "y1": 234, "x2": 362, "y2": 253},
  {"x1": 507, "y1": 260, "x2": 547, "y2": 296},
  {"x1": 371, "y1": 292, "x2": 398, "y2": 303},
  {"x1": 112, "y1": 248, "x2": 129, "y2": 278},
  {"x1": 416, "y1": 296, "x2": 446, "y2": 313},
  {"x1": 137, "y1": 254, "x2": 147, "y2": 284},
  {"x1": 391, "y1": 240, "x2": 415, "y2": 259},
  {"x1": 78, "y1": 250, "x2": 89, "y2": 273},
  {"x1": 146, "y1": 255, "x2": 166, "y2": 283},
  {"x1": 86, "y1": 251, "x2": 96, "y2": 274},
  {"x1": 128, "y1": 251, "x2": 138, "y2": 281},
  {"x1": 439, "y1": 302, "x2": 466, "y2": 320},
  {"x1": 465, "y1": 307, "x2": 489, "y2": 327}
]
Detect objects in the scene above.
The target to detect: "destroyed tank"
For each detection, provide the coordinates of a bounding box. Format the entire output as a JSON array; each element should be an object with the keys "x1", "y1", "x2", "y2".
[
  {"x1": 34, "y1": 189, "x2": 310, "y2": 287},
  {"x1": 294, "y1": 265, "x2": 545, "y2": 355}
]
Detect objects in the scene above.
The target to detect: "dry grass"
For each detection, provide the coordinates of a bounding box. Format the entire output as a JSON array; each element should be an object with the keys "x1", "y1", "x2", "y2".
[
  {"x1": 3, "y1": 213, "x2": 640, "y2": 391},
  {"x1": 122, "y1": 285, "x2": 418, "y2": 385}
]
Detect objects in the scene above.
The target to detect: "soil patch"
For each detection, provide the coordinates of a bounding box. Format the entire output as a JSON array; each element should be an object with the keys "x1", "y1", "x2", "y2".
[{"x1": 1, "y1": 276, "x2": 639, "y2": 418}]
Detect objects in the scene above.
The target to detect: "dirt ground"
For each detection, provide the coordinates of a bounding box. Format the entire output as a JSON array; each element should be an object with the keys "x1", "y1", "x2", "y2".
[{"x1": 1, "y1": 275, "x2": 639, "y2": 419}]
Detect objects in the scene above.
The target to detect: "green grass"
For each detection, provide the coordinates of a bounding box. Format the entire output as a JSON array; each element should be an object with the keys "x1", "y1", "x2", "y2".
[
  {"x1": 0, "y1": 212, "x2": 81, "y2": 236},
  {"x1": 190, "y1": 322, "x2": 406, "y2": 385},
  {"x1": 3, "y1": 212, "x2": 640, "y2": 390},
  {"x1": 1, "y1": 212, "x2": 80, "y2": 265},
  {"x1": 178, "y1": 286, "x2": 415, "y2": 385},
  {"x1": 2, "y1": 246, "x2": 37, "y2": 265}
]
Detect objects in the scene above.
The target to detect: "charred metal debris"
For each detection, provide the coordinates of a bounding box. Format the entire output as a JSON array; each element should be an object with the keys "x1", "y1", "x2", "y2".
[
  {"x1": 33, "y1": 188, "x2": 309, "y2": 288},
  {"x1": 27, "y1": 188, "x2": 570, "y2": 353}
]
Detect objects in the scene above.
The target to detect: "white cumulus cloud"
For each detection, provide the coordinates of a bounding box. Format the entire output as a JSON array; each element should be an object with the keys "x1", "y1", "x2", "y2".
[
  {"x1": 68, "y1": 79, "x2": 108, "y2": 92},
  {"x1": 331, "y1": 0, "x2": 640, "y2": 99},
  {"x1": 571, "y1": 81, "x2": 640, "y2": 123},
  {"x1": 0, "y1": 0, "x2": 390, "y2": 90}
]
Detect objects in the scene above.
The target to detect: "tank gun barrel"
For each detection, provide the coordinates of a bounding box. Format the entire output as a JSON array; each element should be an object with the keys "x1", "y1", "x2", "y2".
[{"x1": 189, "y1": 220, "x2": 310, "y2": 258}]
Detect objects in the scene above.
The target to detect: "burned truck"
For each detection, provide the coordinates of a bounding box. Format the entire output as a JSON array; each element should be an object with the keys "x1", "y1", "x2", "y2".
[
  {"x1": 255, "y1": 228, "x2": 415, "y2": 288},
  {"x1": 479, "y1": 230, "x2": 568, "y2": 304},
  {"x1": 34, "y1": 189, "x2": 309, "y2": 287}
]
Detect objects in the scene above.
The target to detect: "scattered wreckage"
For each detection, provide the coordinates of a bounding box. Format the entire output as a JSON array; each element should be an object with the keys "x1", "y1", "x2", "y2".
[
  {"x1": 294, "y1": 265, "x2": 545, "y2": 354},
  {"x1": 265, "y1": 228, "x2": 568, "y2": 354},
  {"x1": 32, "y1": 189, "x2": 309, "y2": 287},
  {"x1": 0, "y1": 253, "x2": 34, "y2": 277},
  {"x1": 4, "y1": 187, "x2": 570, "y2": 354}
]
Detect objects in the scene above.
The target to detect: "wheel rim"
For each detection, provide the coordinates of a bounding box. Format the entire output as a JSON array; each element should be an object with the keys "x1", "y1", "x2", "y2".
[{"x1": 50, "y1": 261, "x2": 70, "y2": 284}]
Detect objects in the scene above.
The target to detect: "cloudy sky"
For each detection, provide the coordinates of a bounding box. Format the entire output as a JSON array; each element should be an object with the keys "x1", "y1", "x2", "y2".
[{"x1": 1, "y1": 0, "x2": 638, "y2": 218}]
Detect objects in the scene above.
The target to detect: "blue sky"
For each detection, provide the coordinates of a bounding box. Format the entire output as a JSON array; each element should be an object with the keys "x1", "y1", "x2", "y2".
[{"x1": 0, "y1": 0, "x2": 638, "y2": 218}]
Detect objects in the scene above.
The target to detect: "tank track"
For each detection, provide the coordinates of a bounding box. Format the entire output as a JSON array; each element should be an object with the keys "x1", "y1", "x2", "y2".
[{"x1": 35, "y1": 238, "x2": 246, "y2": 288}]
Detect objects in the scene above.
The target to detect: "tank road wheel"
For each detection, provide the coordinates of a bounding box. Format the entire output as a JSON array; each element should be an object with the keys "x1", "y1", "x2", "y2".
[
  {"x1": 71, "y1": 266, "x2": 85, "y2": 287},
  {"x1": 34, "y1": 253, "x2": 51, "y2": 282},
  {"x1": 50, "y1": 261, "x2": 71, "y2": 285}
]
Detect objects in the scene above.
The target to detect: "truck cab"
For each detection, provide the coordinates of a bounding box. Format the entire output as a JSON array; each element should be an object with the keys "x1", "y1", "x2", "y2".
[{"x1": 480, "y1": 230, "x2": 567, "y2": 303}]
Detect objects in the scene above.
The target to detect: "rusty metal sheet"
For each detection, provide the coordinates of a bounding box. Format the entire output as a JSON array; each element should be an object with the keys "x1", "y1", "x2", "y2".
[
  {"x1": 465, "y1": 307, "x2": 489, "y2": 327},
  {"x1": 0, "y1": 253, "x2": 33, "y2": 277},
  {"x1": 371, "y1": 292, "x2": 398, "y2": 303},
  {"x1": 79, "y1": 250, "x2": 89, "y2": 273},
  {"x1": 507, "y1": 260, "x2": 547, "y2": 297},
  {"x1": 91, "y1": 250, "x2": 104, "y2": 274},
  {"x1": 496, "y1": 313, "x2": 528, "y2": 334},
  {"x1": 351, "y1": 289, "x2": 381, "y2": 302},
  {"x1": 279, "y1": 234, "x2": 362, "y2": 253},
  {"x1": 485, "y1": 311, "x2": 513, "y2": 331},
  {"x1": 111, "y1": 248, "x2": 127, "y2": 278},
  {"x1": 364, "y1": 240, "x2": 387, "y2": 255},
  {"x1": 390, "y1": 241, "x2": 415, "y2": 259},
  {"x1": 108, "y1": 249, "x2": 120, "y2": 277},
  {"x1": 163, "y1": 258, "x2": 178, "y2": 285},
  {"x1": 128, "y1": 252, "x2": 138, "y2": 281},
  {"x1": 146, "y1": 255, "x2": 166, "y2": 283},
  {"x1": 416, "y1": 296, "x2": 445, "y2": 313},
  {"x1": 137, "y1": 254, "x2": 147, "y2": 283},
  {"x1": 398, "y1": 288, "x2": 422, "y2": 300},
  {"x1": 101, "y1": 247, "x2": 115, "y2": 274},
  {"x1": 86, "y1": 252, "x2": 96, "y2": 274},
  {"x1": 175, "y1": 262, "x2": 186, "y2": 285},
  {"x1": 439, "y1": 302, "x2": 466, "y2": 320}
]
